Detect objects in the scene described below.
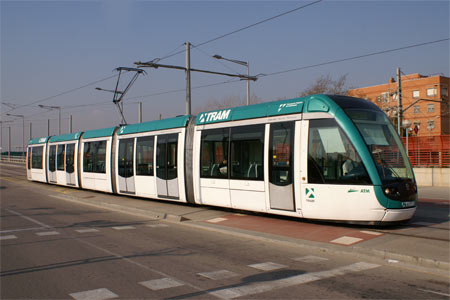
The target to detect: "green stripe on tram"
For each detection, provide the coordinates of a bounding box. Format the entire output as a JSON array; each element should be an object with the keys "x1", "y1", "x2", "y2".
[
  {"x1": 118, "y1": 115, "x2": 190, "y2": 135},
  {"x1": 48, "y1": 132, "x2": 83, "y2": 143},
  {"x1": 82, "y1": 127, "x2": 117, "y2": 139}
]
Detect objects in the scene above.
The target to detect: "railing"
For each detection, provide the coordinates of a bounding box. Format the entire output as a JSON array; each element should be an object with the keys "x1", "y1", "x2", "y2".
[
  {"x1": 402, "y1": 135, "x2": 450, "y2": 168},
  {"x1": 0, "y1": 155, "x2": 26, "y2": 164}
]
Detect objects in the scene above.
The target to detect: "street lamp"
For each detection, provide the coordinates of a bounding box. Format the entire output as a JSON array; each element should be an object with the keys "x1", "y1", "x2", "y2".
[
  {"x1": 213, "y1": 54, "x2": 250, "y2": 106},
  {"x1": 402, "y1": 119, "x2": 411, "y2": 155},
  {"x1": 6, "y1": 113, "x2": 25, "y2": 156},
  {"x1": 38, "y1": 105, "x2": 61, "y2": 135}
]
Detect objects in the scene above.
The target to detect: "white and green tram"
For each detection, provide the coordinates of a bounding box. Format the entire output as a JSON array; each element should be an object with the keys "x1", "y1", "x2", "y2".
[{"x1": 27, "y1": 95, "x2": 417, "y2": 224}]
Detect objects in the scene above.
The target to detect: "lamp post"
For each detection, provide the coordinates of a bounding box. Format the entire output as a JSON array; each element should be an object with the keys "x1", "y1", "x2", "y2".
[
  {"x1": 0, "y1": 120, "x2": 13, "y2": 157},
  {"x1": 213, "y1": 54, "x2": 250, "y2": 105},
  {"x1": 6, "y1": 113, "x2": 25, "y2": 157},
  {"x1": 38, "y1": 105, "x2": 61, "y2": 135}
]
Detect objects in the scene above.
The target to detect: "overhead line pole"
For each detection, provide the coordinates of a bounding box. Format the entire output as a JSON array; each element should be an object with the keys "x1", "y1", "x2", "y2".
[
  {"x1": 135, "y1": 47, "x2": 257, "y2": 115},
  {"x1": 186, "y1": 42, "x2": 192, "y2": 116}
]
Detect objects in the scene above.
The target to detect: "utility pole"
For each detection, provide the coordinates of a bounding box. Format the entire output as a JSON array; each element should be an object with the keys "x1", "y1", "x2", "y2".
[
  {"x1": 48, "y1": 119, "x2": 50, "y2": 136},
  {"x1": 138, "y1": 102, "x2": 143, "y2": 123},
  {"x1": 135, "y1": 42, "x2": 257, "y2": 115},
  {"x1": 397, "y1": 67, "x2": 403, "y2": 135},
  {"x1": 29, "y1": 122, "x2": 32, "y2": 140},
  {"x1": 8, "y1": 126, "x2": 11, "y2": 159},
  {"x1": 70, "y1": 115, "x2": 73, "y2": 133},
  {"x1": 186, "y1": 42, "x2": 192, "y2": 115}
]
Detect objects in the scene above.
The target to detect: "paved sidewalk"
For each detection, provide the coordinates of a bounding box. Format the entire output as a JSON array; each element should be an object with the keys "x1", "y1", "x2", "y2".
[{"x1": 40, "y1": 182, "x2": 449, "y2": 276}]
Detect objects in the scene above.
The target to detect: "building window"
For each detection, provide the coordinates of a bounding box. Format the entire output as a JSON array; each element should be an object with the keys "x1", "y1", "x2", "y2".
[
  {"x1": 413, "y1": 105, "x2": 420, "y2": 114},
  {"x1": 412, "y1": 90, "x2": 420, "y2": 98},
  {"x1": 136, "y1": 136, "x2": 154, "y2": 176},
  {"x1": 427, "y1": 120, "x2": 435, "y2": 130},
  {"x1": 441, "y1": 87, "x2": 448, "y2": 97},
  {"x1": 381, "y1": 92, "x2": 389, "y2": 103},
  {"x1": 427, "y1": 104, "x2": 435, "y2": 113},
  {"x1": 427, "y1": 87, "x2": 437, "y2": 97},
  {"x1": 83, "y1": 141, "x2": 107, "y2": 173},
  {"x1": 376, "y1": 96, "x2": 381, "y2": 103}
]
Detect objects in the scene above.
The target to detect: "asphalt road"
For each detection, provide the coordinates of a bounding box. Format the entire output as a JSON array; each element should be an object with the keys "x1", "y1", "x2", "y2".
[{"x1": 1, "y1": 164, "x2": 449, "y2": 299}]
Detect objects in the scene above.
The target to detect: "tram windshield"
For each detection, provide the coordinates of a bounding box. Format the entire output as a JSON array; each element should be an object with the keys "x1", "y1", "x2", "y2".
[{"x1": 346, "y1": 109, "x2": 414, "y2": 183}]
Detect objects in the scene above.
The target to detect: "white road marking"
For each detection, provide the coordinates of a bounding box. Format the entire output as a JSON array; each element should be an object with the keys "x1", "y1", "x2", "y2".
[
  {"x1": 146, "y1": 224, "x2": 169, "y2": 228},
  {"x1": 111, "y1": 226, "x2": 135, "y2": 230},
  {"x1": 73, "y1": 238, "x2": 207, "y2": 296},
  {"x1": 139, "y1": 278, "x2": 184, "y2": 290},
  {"x1": 5, "y1": 208, "x2": 51, "y2": 228},
  {"x1": 360, "y1": 230, "x2": 383, "y2": 236},
  {"x1": 248, "y1": 262, "x2": 286, "y2": 271},
  {"x1": 293, "y1": 255, "x2": 329, "y2": 263},
  {"x1": 69, "y1": 288, "x2": 118, "y2": 300},
  {"x1": 0, "y1": 235, "x2": 17, "y2": 240},
  {"x1": 211, "y1": 262, "x2": 380, "y2": 299},
  {"x1": 75, "y1": 228, "x2": 99, "y2": 233},
  {"x1": 330, "y1": 236, "x2": 363, "y2": 245},
  {"x1": 0, "y1": 226, "x2": 47, "y2": 234},
  {"x1": 198, "y1": 270, "x2": 238, "y2": 280},
  {"x1": 417, "y1": 288, "x2": 450, "y2": 297},
  {"x1": 207, "y1": 217, "x2": 228, "y2": 223},
  {"x1": 36, "y1": 231, "x2": 60, "y2": 236}
]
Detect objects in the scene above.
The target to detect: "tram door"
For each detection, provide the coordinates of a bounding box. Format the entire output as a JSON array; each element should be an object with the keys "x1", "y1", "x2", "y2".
[
  {"x1": 48, "y1": 145, "x2": 57, "y2": 183},
  {"x1": 269, "y1": 122, "x2": 295, "y2": 211},
  {"x1": 65, "y1": 143, "x2": 76, "y2": 186},
  {"x1": 118, "y1": 138, "x2": 135, "y2": 194},
  {"x1": 156, "y1": 134, "x2": 179, "y2": 199}
]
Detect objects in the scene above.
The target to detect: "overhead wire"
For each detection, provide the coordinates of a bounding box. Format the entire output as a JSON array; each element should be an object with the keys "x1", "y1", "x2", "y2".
[
  {"x1": 260, "y1": 38, "x2": 450, "y2": 78},
  {"x1": 2, "y1": 73, "x2": 120, "y2": 116},
  {"x1": 144, "y1": 0, "x2": 323, "y2": 63}
]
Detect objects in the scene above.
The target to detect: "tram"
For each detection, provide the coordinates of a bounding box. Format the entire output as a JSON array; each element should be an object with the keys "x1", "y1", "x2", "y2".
[{"x1": 26, "y1": 95, "x2": 417, "y2": 224}]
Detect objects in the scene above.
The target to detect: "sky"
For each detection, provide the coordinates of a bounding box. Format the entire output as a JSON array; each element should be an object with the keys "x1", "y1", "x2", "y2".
[{"x1": 1, "y1": 0, "x2": 449, "y2": 151}]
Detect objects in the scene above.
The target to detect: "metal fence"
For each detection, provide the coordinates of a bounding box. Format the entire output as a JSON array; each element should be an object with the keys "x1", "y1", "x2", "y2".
[
  {"x1": 402, "y1": 135, "x2": 450, "y2": 168},
  {"x1": 0, "y1": 155, "x2": 26, "y2": 164}
]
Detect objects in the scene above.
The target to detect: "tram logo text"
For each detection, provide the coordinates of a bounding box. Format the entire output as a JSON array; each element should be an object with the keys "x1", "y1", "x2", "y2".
[{"x1": 199, "y1": 109, "x2": 231, "y2": 124}]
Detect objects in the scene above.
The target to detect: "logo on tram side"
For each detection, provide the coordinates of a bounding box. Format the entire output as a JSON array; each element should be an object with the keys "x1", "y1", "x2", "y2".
[
  {"x1": 277, "y1": 101, "x2": 303, "y2": 112},
  {"x1": 198, "y1": 109, "x2": 231, "y2": 124},
  {"x1": 305, "y1": 188, "x2": 315, "y2": 202}
]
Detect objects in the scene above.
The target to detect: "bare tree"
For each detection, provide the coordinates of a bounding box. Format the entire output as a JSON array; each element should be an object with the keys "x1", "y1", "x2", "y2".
[{"x1": 299, "y1": 74, "x2": 349, "y2": 97}]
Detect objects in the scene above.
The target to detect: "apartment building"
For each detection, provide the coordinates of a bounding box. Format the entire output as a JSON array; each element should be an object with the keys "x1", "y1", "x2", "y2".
[{"x1": 348, "y1": 73, "x2": 449, "y2": 136}]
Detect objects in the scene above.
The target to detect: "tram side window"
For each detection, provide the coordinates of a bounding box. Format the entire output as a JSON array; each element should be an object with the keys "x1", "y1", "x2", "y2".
[
  {"x1": 136, "y1": 136, "x2": 154, "y2": 176},
  {"x1": 200, "y1": 128, "x2": 229, "y2": 178},
  {"x1": 31, "y1": 146, "x2": 43, "y2": 169},
  {"x1": 83, "y1": 141, "x2": 107, "y2": 173},
  {"x1": 308, "y1": 119, "x2": 371, "y2": 185},
  {"x1": 230, "y1": 124, "x2": 265, "y2": 181},
  {"x1": 27, "y1": 148, "x2": 31, "y2": 169},
  {"x1": 57, "y1": 144, "x2": 65, "y2": 171},
  {"x1": 48, "y1": 145, "x2": 56, "y2": 172}
]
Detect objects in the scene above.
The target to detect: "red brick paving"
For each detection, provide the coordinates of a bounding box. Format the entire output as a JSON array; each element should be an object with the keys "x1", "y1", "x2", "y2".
[{"x1": 206, "y1": 214, "x2": 382, "y2": 246}]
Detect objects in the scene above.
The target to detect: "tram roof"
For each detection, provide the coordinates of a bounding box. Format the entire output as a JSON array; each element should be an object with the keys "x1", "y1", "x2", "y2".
[
  {"x1": 48, "y1": 132, "x2": 83, "y2": 143},
  {"x1": 195, "y1": 97, "x2": 305, "y2": 125},
  {"x1": 28, "y1": 136, "x2": 50, "y2": 145},
  {"x1": 82, "y1": 126, "x2": 117, "y2": 139},
  {"x1": 118, "y1": 115, "x2": 190, "y2": 135}
]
